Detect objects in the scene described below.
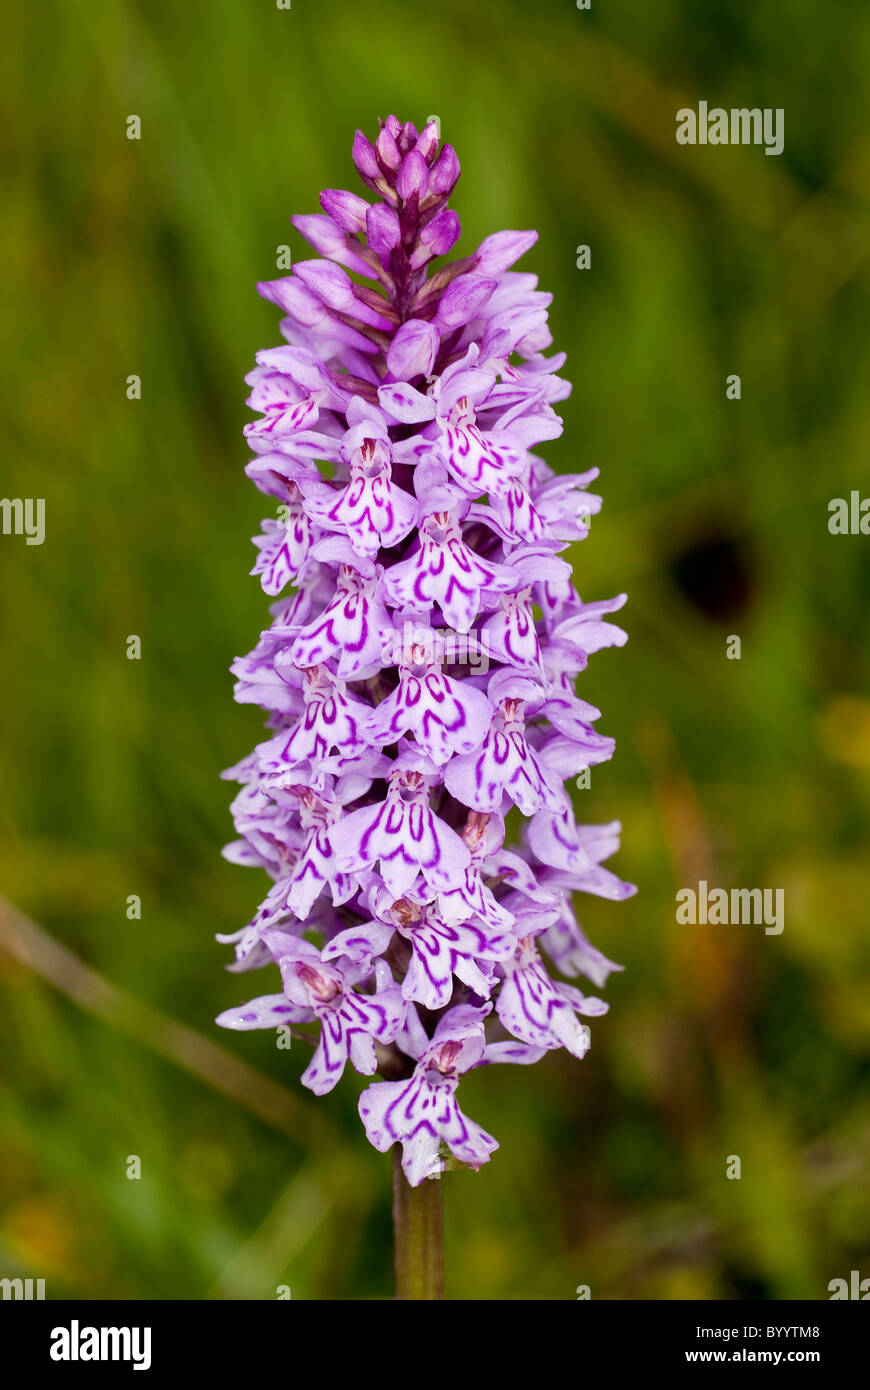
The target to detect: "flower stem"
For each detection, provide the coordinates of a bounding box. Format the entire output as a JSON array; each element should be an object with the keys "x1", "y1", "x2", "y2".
[{"x1": 392, "y1": 1148, "x2": 443, "y2": 1299}]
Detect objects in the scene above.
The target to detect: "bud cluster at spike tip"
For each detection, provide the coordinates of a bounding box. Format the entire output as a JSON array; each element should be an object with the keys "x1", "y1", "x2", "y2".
[{"x1": 217, "y1": 115, "x2": 635, "y2": 1186}]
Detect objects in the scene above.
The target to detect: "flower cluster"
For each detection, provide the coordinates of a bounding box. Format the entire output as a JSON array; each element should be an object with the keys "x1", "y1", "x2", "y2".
[{"x1": 217, "y1": 116, "x2": 635, "y2": 1185}]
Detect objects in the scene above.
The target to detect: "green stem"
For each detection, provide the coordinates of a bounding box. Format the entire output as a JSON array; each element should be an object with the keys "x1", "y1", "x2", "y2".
[{"x1": 392, "y1": 1148, "x2": 444, "y2": 1299}]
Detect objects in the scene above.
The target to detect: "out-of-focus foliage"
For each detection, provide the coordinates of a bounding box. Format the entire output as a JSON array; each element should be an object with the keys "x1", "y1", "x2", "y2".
[{"x1": 1, "y1": 0, "x2": 868, "y2": 1299}]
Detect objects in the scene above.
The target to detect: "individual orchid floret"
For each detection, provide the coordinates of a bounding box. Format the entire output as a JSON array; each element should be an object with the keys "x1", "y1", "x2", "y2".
[
  {"x1": 334, "y1": 753, "x2": 471, "y2": 898},
  {"x1": 365, "y1": 622, "x2": 493, "y2": 764},
  {"x1": 495, "y1": 931, "x2": 607, "y2": 1057},
  {"x1": 444, "y1": 681, "x2": 569, "y2": 817},
  {"x1": 381, "y1": 508, "x2": 519, "y2": 633},
  {"x1": 324, "y1": 892, "x2": 512, "y2": 1012},
  {"x1": 255, "y1": 664, "x2": 371, "y2": 776},
  {"x1": 262, "y1": 934, "x2": 404, "y2": 1095},
  {"x1": 250, "y1": 494, "x2": 320, "y2": 597},
  {"x1": 301, "y1": 401, "x2": 418, "y2": 558},
  {"x1": 267, "y1": 784, "x2": 357, "y2": 919},
  {"x1": 287, "y1": 553, "x2": 392, "y2": 679},
  {"x1": 436, "y1": 811, "x2": 517, "y2": 933},
  {"x1": 359, "y1": 1006, "x2": 502, "y2": 1184}
]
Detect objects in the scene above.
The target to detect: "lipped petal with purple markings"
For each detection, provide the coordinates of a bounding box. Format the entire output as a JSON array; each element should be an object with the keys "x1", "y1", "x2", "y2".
[
  {"x1": 256, "y1": 668, "x2": 371, "y2": 777},
  {"x1": 364, "y1": 663, "x2": 493, "y2": 766},
  {"x1": 359, "y1": 1071, "x2": 498, "y2": 1184},
  {"x1": 358, "y1": 1007, "x2": 498, "y2": 1183},
  {"x1": 302, "y1": 440, "x2": 418, "y2": 559},
  {"x1": 262, "y1": 936, "x2": 405, "y2": 1095},
  {"x1": 496, "y1": 938, "x2": 598, "y2": 1058},
  {"x1": 396, "y1": 907, "x2": 513, "y2": 1011},
  {"x1": 332, "y1": 775, "x2": 471, "y2": 897},
  {"x1": 381, "y1": 511, "x2": 519, "y2": 632},
  {"x1": 526, "y1": 811, "x2": 636, "y2": 900},
  {"x1": 444, "y1": 704, "x2": 568, "y2": 815},
  {"x1": 250, "y1": 506, "x2": 320, "y2": 597},
  {"x1": 289, "y1": 568, "x2": 393, "y2": 678}
]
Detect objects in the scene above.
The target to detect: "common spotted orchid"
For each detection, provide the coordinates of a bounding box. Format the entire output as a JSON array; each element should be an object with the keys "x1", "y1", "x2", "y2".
[{"x1": 217, "y1": 116, "x2": 634, "y2": 1208}]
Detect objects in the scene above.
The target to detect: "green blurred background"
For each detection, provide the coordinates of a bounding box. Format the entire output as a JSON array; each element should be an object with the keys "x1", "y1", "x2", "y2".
[{"x1": 2, "y1": 0, "x2": 869, "y2": 1300}]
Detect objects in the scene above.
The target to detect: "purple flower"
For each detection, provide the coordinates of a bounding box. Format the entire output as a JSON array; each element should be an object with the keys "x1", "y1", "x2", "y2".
[
  {"x1": 359, "y1": 1005, "x2": 539, "y2": 1184},
  {"x1": 333, "y1": 755, "x2": 471, "y2": 898},
  {"x1": 217, "y1": 116, "x2": 634, "y2": 1185},
  {"x1": 365, "y1": 623, "x2": 493, "y2": 764},
  {"x1": 300, "y1": 403, "x2": 418, "y2": 558},
  {"x1": 444, "y1": 690, "x2": 568, "y2": 815},
  {"x1": 495, "y1": 932, "x2": 607, "y2": 1057},
  {"x1": 380, "y1": 507, "x2": 519, "y2": 634},
  {"x1": 287, "y1": 556, "x2": 392, "y2": 679},
  {"x1": 263, "y1": 935, "x2": 404, "y2": 1095}
]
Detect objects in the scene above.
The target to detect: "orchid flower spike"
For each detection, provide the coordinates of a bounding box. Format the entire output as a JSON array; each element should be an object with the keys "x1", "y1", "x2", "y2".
[{"x1": 218, "y1": 115, "x2": 635, "y2": 1186}]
